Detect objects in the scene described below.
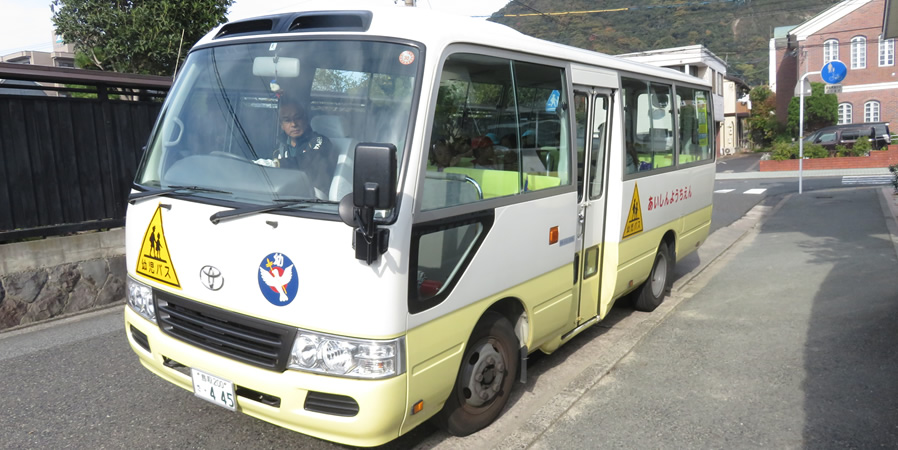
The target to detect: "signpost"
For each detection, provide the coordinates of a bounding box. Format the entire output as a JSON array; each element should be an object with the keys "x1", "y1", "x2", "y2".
[
  {"x1": 821, "y1": 60, "x2": 848, "y2": 84},
  {"x1": 798, "y1": 60, "x2": 847, "y2": 194},
  {"x1": 794, "y1": 79, "x2": 812, "y2": 96}
]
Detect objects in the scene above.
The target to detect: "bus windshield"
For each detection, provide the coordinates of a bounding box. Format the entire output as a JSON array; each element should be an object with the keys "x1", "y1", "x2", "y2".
[{"x1": 135, "y1": 39, "x2": 419, "y2": 213}]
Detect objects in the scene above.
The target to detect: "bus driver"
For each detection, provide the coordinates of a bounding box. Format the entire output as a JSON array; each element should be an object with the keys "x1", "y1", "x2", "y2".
[{"x1": 255, "y1": 97, "x2": 337, "y2": 197}]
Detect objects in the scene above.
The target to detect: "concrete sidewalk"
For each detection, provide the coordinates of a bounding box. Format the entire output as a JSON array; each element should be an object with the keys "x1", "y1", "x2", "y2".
[
  {"x1": 508, "y1": 186, "x2": 898, "y2": 448},
  {"x1": 717, "y1": 167, "x2": 891, "y2": 180}
]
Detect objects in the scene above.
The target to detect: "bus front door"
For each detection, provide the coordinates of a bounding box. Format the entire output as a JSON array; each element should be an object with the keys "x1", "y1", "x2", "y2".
[{"x1": 573, "y1": 88, "x2": 611, "y2": 324}]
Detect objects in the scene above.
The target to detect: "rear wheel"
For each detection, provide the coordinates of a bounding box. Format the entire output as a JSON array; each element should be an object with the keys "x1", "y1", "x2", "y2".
[
  {"x1": 433, "y1": 311, "x2": 519, "y2": 436},
  {"x1": 634, "y1": 243, "x2": 672, "y2": 312}
]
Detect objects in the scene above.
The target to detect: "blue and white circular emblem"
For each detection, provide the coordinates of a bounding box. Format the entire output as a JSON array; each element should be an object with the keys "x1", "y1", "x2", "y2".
[{"x1": 257, "y1": 252, "x2": 299, "y2": 306}]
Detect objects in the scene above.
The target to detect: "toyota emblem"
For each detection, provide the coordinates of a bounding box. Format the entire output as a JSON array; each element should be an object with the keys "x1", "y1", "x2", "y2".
[{"x1": 200, "y1": 265, "x2": 224, "y2": 291}]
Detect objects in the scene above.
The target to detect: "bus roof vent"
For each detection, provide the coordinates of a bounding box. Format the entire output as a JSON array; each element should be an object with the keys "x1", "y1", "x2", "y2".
[
  {"x1": 287, "y1": 11, "x2": 373, "y2": 33},
  {"x1": 214, "y1": 19, "x2": 275, "y2": 39}
]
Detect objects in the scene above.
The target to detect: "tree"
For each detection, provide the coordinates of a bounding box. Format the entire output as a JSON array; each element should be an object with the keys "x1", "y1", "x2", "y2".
[
  {"x1": 787, "y1": 82, "x2": 838, "y2": 137},
  {"x1": 51, "y1": 0, "x2": 233, "y2": 76},
  {"x1": 746, "y1": 85, "x2": 780, "y2": 147}
]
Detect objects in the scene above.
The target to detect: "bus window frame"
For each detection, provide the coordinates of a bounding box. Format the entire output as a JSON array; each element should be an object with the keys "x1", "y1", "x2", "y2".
[
  {"x1": 617, "y1": 71, "x2": 715, "y2": 181},
  {"x1": 414, "y1": 44, "x2": 577, "y2": 225}
]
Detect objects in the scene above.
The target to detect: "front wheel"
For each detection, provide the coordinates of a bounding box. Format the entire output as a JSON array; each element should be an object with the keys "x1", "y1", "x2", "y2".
[
  {"x1": 433, "y1": 311, "x2": 519, "y2": 436},
  {"x1": 634, "y1": 243, "x2": 672, "y2": 312}
]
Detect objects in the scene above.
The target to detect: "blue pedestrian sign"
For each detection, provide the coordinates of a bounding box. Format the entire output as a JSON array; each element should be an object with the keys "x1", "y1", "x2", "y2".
[{"x1": 820, "y1": 61, "x2": 847, "y2": 84}]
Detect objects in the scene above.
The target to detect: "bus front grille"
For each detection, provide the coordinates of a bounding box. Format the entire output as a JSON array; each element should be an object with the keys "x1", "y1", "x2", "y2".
[{"x1": 155, "y1": 291, "x2": 296, "y2": 371}]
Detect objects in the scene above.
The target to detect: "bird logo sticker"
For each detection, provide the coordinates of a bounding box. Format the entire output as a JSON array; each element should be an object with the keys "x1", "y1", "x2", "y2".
[{"x1": 257, "y1": 252, "x2": 298, "y2": 306}]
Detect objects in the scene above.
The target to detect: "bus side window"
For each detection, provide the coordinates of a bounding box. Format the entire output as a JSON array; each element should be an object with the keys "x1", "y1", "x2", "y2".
[
  {"x1": 676, "y1": 86, "x2": 712, "y2": 163},
  {"x1": 622, "y1": 78, "x2": 676, "y2": 174},
  {"x1": 409, "y1": 221, "x2": 487, "y2": 313},
  {"x1": 423, "y1": 53, "x2": 570, "y2": 210}
]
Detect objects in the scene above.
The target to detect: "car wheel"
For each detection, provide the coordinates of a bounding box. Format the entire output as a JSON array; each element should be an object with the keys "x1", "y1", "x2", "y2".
[
  {"x1": 634, "y1": 243, "x2": 672, "y2": 312},
  {"x1": 433, "y1": 311, "x2": 518, "y2": 436}
]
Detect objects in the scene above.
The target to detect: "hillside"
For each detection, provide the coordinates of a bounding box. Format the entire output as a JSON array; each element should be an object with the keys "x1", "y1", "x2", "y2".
[{"x1": 489, "y1": 0, "x2": 841, "y2": 86}]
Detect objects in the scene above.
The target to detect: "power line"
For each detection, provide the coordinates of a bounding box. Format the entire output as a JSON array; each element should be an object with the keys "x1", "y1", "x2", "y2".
[{"x1": 498, "y1": 0, "x2": 743, "y2": 17}]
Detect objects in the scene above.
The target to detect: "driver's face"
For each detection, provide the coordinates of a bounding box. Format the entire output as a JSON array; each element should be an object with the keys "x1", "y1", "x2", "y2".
[{"x1": 279, "y1": 103, "x2": 307, "y2": 139}]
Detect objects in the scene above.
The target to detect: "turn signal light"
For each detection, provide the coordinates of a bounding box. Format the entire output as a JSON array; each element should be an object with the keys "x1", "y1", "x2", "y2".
[{"x1": 549, "y1": 226, "x2": 559, "y2": 245}]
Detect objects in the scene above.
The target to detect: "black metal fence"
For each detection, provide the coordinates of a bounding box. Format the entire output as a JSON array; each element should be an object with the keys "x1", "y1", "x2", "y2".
[{"x1": 0, "y1": 63, "x2": 170, "y2": 242}]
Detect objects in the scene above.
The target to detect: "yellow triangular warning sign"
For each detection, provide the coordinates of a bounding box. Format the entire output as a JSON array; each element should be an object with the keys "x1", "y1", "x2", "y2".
[
  {"x1": 622, "y1": 183, "x2": 643, "y2": 239},
  {"x1": 136, "y1": 204, "x2": 181, "y2": 288}
]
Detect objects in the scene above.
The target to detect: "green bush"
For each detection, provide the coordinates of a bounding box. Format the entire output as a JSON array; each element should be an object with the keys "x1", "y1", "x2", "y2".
[
  {"x1": 770, "y1": 142, "x2": 828, "y2": 160},
  {"x1": 770, "y1": 141, "x2": 797, "y2": 160},
  {"x1": 890, "y1": 164, "x2": 898, "y2": 193},
  {"x1": 803, "y1": 143, "x2": 828, "y2": 159},
  {"x1": 853, "y1": 135, "x2": 872, "y2": 153},
  {"x1": 837, "y1": 144, "x2": 865, "y2": 157}
]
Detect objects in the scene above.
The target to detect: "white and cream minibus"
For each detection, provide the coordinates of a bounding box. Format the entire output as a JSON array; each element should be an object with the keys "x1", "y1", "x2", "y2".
[{"x1": 125, "y1": 3, "x2": 715, "y2": 446}]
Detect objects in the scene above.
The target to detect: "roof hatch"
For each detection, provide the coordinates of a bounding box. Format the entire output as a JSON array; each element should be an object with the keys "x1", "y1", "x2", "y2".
[{"x1": 213, "y1": 11, "x2": 373, "y2": 40}]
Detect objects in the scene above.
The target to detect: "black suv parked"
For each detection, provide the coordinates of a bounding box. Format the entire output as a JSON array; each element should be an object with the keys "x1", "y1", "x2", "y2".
[{"x1": 803, "y1": 122, "x2": 891, "y2": 151}]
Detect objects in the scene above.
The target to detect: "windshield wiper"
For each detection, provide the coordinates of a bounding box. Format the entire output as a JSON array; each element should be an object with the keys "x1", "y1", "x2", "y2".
[
  {"x1": 129, "y1": 185, "x2": 232, "y2": 204},
  {"x1": 209, "y1": 198, "x2": 338, "y2": 224},
  {"x1": 271, "y1": 198, "x2": 339, "y2": 204}
]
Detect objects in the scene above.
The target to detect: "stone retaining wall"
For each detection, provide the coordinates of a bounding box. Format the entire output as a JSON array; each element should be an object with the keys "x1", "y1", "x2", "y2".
[{"x1": 0, "y1": 229, "x2": 126, "y2": 331}]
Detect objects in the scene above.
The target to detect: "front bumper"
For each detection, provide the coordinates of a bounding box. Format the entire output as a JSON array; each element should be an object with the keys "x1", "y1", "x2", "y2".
[{"x1": 124, "y1": 307, "x2": 408, "y2": 447}]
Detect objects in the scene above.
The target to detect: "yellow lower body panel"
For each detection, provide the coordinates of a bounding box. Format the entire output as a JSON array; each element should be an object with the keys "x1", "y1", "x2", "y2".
[
  {"x1": 612, "y1": 205, "x2": 712, "y2": 301},
  {"x1": 125, "y1": 307, "x2": 407, "y2": 448},
  {"x1": 402, "y1": 264, "x2": 575, "y2": 433}
]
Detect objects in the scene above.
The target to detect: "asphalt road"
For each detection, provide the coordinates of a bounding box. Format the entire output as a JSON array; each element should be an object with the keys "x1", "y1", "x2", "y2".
[{"x1": 3, "y1": 157, "x2": 896, "y2": 449}]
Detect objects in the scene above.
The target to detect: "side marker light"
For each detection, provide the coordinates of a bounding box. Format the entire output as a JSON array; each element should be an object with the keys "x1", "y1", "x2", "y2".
[{"x1": 549, "y1": 226, "x2": 559, "y2": 245}]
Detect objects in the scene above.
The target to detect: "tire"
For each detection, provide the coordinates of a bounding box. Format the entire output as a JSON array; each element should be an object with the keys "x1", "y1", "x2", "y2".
[
  {"x1": 433, "y1": 311, "x2": 519, "y2": 436},
  {"x1": 633, "y1": 243, "x2": 672, "y2": 312}
]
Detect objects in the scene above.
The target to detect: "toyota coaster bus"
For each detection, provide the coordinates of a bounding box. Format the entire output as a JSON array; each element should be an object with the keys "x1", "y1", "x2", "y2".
[{"x1": 125, "y1": 3, "x2": 715, "y2": 446}]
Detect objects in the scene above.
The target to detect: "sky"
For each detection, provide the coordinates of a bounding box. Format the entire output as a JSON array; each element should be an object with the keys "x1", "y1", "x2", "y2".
[{"x1": 0, "y1": 0, "x2": 511, "y2": 56}]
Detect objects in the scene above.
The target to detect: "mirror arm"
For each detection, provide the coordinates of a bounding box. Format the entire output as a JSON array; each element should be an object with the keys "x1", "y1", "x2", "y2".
[{"x1": 352, "y1": 205, "x2": 389, "y2": 265}]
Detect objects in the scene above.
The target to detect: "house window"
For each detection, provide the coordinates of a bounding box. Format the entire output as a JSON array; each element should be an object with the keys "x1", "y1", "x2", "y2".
[
  {"x1": 880, "y1": 38, "x2": 895, "y2": 66},
  {"x1": 851, "y1": 36, "x2": 866, "y2": 69},
  {"x1": 864, "y1": 101, "x2": 880, "y2": 122},
  {"x1": 838, "y1": 103, "x2": 852, "y2": 124},
  {"x1": 823, "y1": 39, "x2": 839, "y2": 64}
]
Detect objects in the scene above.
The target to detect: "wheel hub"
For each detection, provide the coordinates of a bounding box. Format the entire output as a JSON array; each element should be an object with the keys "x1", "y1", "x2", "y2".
[
  {"x1": 651, "y1": 253, "x2": 668, "y2": 297},
  {"x1": 462, "y1": 340, "x2": 506, "y2": 407}
]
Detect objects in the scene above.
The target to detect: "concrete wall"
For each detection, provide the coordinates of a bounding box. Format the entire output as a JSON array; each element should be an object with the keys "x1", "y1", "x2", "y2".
[{"x1": 0, "y1": 229, "x2": 126, "y2": 331}]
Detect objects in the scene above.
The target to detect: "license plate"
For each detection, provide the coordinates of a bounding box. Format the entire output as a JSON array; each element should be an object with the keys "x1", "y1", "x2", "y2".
[{"x1": 191, "y1": 368, "x2": 237, "y2": 411}]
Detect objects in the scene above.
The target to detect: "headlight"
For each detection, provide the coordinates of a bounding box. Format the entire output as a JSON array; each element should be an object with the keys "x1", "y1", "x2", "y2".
[
  {"x1": 127, "y1": 277, "x2": 156, "y2": 323},
  {"x1": 288, "y1": 331, "x2": 405, "y2": 379}
]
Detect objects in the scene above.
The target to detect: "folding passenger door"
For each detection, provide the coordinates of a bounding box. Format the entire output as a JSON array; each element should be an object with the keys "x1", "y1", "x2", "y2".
[{"x1": 573, "y1": 86, "x2": 612, "y2": 324}]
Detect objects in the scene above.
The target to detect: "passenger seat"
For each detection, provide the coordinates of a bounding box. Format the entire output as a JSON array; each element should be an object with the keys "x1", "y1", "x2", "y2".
[{"x1": 310, "y1": 115, "x2": 357, "y2": 202}]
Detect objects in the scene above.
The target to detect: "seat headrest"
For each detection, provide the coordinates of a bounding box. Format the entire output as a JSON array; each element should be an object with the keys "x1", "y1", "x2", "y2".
[{"x1": 310, "y1": 115, "x2": 347, "y2": 139}]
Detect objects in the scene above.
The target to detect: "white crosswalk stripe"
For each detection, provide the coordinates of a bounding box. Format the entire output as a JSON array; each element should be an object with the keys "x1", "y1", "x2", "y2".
[
  {"x1": 714, "y1": 188, "x2": 767, "y2": 195},
  {"x1": 842, "y1": 175, "x2": 893, "y2": 186}
]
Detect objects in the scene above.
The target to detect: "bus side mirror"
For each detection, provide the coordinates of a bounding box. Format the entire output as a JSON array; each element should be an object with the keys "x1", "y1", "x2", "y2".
[
  {"x1": 353, "y1": 144, "x2": 397, "y2": 209},
  {"x1": 339, "y1": 143, "x2": 396, "y2": 265}
]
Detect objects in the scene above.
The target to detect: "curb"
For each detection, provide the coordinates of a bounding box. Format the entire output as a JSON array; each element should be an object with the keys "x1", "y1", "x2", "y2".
[{"x1": 716, "y1": 167, "x2": 891, "y2": 180}]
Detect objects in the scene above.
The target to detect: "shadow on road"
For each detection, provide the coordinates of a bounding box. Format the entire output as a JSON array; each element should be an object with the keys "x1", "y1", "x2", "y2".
[{"x1": 758, "y1": 188, "x2": 898, "y2": 446}]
